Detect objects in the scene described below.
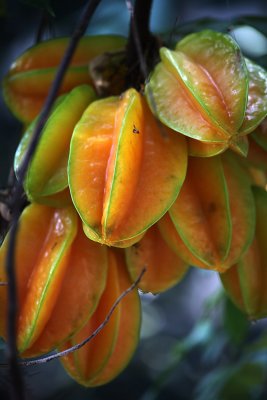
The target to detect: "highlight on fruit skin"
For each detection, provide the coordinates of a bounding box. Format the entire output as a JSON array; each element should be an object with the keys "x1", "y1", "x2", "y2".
[
  {"x1": 125, "y1": 223, "x2": 188, "y2": 293},
  {"x1": 220, "y1": 186, "x2": 267, "y2": 320},
  {"x1": 0, "y1": 203, "x2": 108, "y2": 357},
  {"x1": 3, "y1": 35, "x2": 126, "y2": 123},
  {"x1": 60, "y1": 249, "x2": 141, "y2": 387},
  {"x1": 14, "y1": 85, "x2": 96, "y2": 207},
  {"x1": 158, "y1": 152, "x2": 255, "y2": 273},
  {"x1": 68, "y1": 87, "x2": 188, "y2": 247},
  {"x1": 145, "y1": 30, "x2": 267, "y2": 156}
]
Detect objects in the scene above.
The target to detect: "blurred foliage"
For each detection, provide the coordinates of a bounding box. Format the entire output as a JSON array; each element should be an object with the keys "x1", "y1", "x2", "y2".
[{"x1": 138, "y1": 290, "x2": 267, "y2": 400}]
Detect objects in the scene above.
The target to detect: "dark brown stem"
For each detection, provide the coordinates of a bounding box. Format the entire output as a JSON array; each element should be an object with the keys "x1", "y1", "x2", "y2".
[
  {"x1": 5, "y1": 1, "x2": 102, "y2": 399},
  {"x1": 126, "y1": 0, "x2": 158, "y2": 89},
  {"x1": 35, "y1": 10, "x2": 50, "y2": 44}
]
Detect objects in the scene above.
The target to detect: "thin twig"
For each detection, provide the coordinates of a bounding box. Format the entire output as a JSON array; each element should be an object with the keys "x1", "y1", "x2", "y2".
[
  {"x1": 19, "y1": 267, "x2": 146, "y2": 367},
  {"x1": 126, "y1": 0, "x2": 152, "y2": 81},
  {"x1": 5, "y1": 1, "x2": 102, "y2": 399},
  {"x1": 125, "y1": 0, "x2": 167, "y2": 138},
  {"x1": 35, "y1": 10, "x2": 49, "y2": 44}
]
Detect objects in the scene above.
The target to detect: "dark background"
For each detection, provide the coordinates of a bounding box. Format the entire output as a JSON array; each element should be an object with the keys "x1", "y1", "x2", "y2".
[{"x1": 1, "y1": 1, "x2": 267, "y2": 399}]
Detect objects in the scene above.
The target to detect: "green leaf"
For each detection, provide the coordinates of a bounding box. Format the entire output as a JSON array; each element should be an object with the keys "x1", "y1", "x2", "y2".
[
  {"x1": 224, "y1": 297, "x2": 249, "y2": 345},
  {"x1": 220, "y1": 363, "x2": 265, "y2": 400},
  {"x1": 195, "y1": 361, "x2": 265, "y2": 400}
]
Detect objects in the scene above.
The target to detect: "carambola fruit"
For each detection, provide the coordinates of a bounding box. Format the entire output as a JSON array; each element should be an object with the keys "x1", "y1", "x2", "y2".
[
  {"x1": 125, "y1": 224, "x2": 188, "y2": 293},
  {"x1": 68, "y1": 88, "x2": 187, "y2": 247},
  {"x1": 3, "y1": 35, "x2": 126, "y2": 122},
  {"x1": 0, "y1": 204, "x2": 108, "y2": 356},
  {"x1": 146, "y1": 30, "x2": 267, "y2": 156},
  {"x1": 221, "y1": 186, "x2": 267, "y2": 319},
  {"x1": 60, "y1": 249, "x2": 141, "y2": 386},
  {"x1": 158, "y1": 152, "x2": 255, "y2": 272},
  {"x1": 14, "y1": 85, "x2": 95, "y2": 206}
]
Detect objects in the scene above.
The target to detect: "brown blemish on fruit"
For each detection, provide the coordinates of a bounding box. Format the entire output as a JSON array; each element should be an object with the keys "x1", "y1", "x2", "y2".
[
  {"x1": 207, "y1": 202, "x2": 217, "y2": 213},
  {"x1": 133, "y1": 124, "x2": 140, "y2": 134}
]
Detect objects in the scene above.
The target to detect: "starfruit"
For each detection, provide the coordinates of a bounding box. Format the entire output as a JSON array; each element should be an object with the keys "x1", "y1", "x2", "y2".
[
  {"x1": 158, "y1": 152, "x2": 255, "y2": 272},
  {"x1": 14, "y1": 85, "x2": 95, "y2": 207},
  {"x1": 61, "y1": 249, "x2": 141, "y2": 387},
  {"x1": 0, "y1": 204, "x2": 108, "y2": 356},
  {"x1": 68, "y1": 88, "x2": 187, "y2": 248},
  {"x1": 125, "y1": 224, "x2": 188, "y2": 293},
  {"x1": 220, "y1": 186, "x2": 267, "y2": 320},
  {"x1": 3, "y1": 35, "x2": 126, "y2": 123},
  {"x1": 146, "y1": 30, "x2": 267, "y2": 156}
]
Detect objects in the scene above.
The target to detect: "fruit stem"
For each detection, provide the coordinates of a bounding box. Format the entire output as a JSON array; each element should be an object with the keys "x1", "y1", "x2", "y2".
[
  {"x1": 35, "y1": 10, "x2": 51, "y2": 44},
  {"x1": 126, "y1": 0, "x2": 159, "y2": 89}
]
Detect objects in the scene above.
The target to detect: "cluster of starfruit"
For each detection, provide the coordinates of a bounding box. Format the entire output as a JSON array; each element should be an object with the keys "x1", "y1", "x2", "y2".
[{"x1": 1, "y1": 29, "x2": 267, "y2": 386}]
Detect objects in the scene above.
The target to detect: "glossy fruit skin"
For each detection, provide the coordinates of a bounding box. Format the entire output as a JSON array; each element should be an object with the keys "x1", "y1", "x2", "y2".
[
  {"x1": 220, "y1": 186, "x2": 267, "y2": 320},
  {"x1": 146, "y1": 30, "x2": 267, "y2": 155},
  {"x1": 158, "y1": 152, "x2": 255, "y2": 273},
  {"x1": 125, "y1": 223, "x2": 188, "y2": 293},
  {"x1": 14, "y1": 85, "x2": 95, "y2": 206},
  {"x1": 2, "y1": 26, "x2": 267, "y2": 389},
  {"x1": 3, "y1": 35, "x2": 126, "y2": 122},
  {"x1": 68, "y1": 88, "x2": 188, "y2": 247},
  {"x1": 60, "y1": 249, "x2": 141, "y2": 387},
  {"x1": 0, "y1": 204, "x2": 108, "y2": 356}
]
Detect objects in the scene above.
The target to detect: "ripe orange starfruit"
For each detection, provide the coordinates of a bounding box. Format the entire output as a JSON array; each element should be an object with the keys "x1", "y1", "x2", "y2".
[
  {"x1": 158, "y1": 152, "x2": 255, "y2": 272},
  {"x1": 68, "y1": 88, "x2": 187, "y2": 247},
  {"x1": 125, "y1": 224, "x2": 188, "y2": 293},
  {"x1": 60, "y1": 249, "x2": 141, "y2": 387},
  {"x1": 220, "y1": 186, "x2": 267, "y2": 320},
  {"x1": 0, "y1": 204, "x2": 108, "y2": 356},
  {"x1": 14, "y1": 85, "x2": 95, "y2": 207},
  {"x1": 3, "y1": 35, "x2": 126, "y2": 123},
  {"x1": 146, "y1": 30, "x2": 267, "y2": 156}
]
